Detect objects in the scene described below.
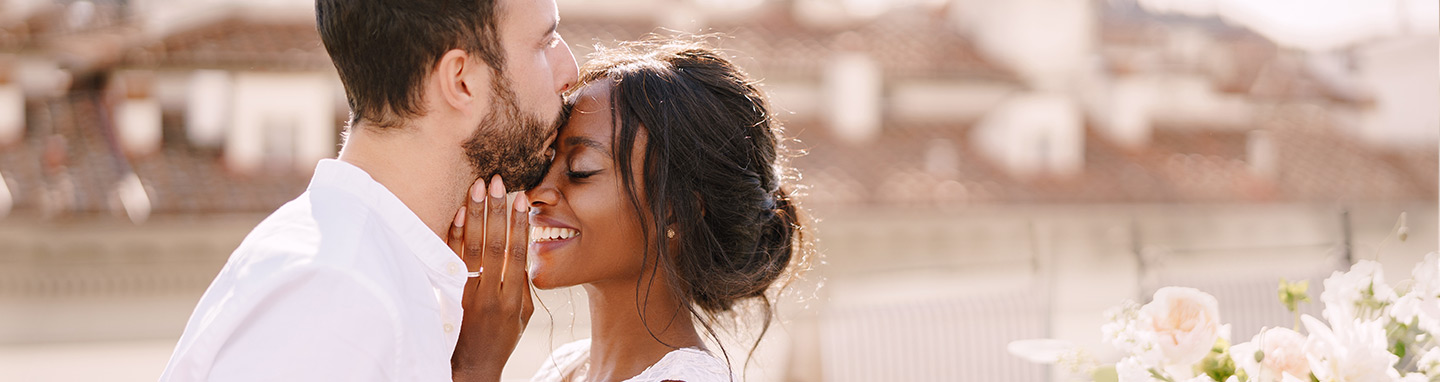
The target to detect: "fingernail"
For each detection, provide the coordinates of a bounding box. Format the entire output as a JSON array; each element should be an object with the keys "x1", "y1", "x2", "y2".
[
  {"x1": 470, "y1": 179, "x2": 485, "y2": 203},
  {"x1": 514, "y1": 193, "x2": 529, "y2": 212},
  {"x1": 489, "y1": 175, "x2": 504, "y2": 198},
  {"x1": 454, "y1": 206, "x2": 465, "y2": 227}
]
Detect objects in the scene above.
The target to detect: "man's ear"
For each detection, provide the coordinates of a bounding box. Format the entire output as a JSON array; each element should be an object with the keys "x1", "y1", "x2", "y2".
[{"x1": 434, "y1": 49, "x2": 492, "y2": 117}]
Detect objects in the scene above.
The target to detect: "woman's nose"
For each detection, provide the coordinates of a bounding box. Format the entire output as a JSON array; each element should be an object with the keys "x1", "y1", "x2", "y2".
[{"x1": 525, "y1": 178, "x2": 559, "y2": 207}]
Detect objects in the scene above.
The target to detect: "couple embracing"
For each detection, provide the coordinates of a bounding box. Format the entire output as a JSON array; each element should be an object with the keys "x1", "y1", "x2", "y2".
[{"x1": 159, "y1": 0, "x2": 808, "y2": 381}]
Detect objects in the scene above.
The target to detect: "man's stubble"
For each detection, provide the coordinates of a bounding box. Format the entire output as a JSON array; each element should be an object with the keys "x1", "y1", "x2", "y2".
[{"x1": 461, "y1": 74, "x2": 566, "y2": 192}]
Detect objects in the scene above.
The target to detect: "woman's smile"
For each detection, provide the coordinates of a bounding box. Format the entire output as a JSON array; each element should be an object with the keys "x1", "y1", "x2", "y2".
[{"x1": 528, "y1": 215, "x2": 581, "y2": 257}]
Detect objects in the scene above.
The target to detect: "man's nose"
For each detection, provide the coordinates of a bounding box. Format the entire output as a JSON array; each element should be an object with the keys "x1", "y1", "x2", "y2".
[{"x1": 554, "y1": 38, "x2": 579, "y2": 94}]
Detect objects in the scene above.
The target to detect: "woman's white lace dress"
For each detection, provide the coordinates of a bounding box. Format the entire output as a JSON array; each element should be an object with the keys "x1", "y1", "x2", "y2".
[{"x1": 530, "y1": 339, "x2": 732, "y2": 382}]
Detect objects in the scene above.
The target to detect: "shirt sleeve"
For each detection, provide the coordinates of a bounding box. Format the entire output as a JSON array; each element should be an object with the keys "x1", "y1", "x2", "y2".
[{"x1": 206, "y1": 264, "x2": 404, "y2": 381}]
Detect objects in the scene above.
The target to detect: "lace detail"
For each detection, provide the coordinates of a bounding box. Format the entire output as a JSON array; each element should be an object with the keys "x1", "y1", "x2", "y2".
[{"x1": 530, "y1": 339, "x2": 733, "y2": 382}]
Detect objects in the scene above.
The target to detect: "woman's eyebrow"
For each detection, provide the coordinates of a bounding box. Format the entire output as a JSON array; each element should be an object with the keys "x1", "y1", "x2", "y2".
[{"x1": 564, "y1": 136, "x2": 612, "y2": 158}]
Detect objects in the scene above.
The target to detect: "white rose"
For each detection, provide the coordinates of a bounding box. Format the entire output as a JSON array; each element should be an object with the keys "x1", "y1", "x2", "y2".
[
  {"x1": 1230, "y1": 327, "x2": 1310, "y2": 382},
  {"x1": 1140, "y1": 287, "x2": 1222, "y2": 367}
]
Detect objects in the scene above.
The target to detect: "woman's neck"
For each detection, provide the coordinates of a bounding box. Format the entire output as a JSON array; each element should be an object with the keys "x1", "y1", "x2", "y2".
[{"x1": 582, "y1": 278, "x2": 705, "y2": 382}]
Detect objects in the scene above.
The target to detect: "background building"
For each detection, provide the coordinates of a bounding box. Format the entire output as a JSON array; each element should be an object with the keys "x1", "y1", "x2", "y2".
[{"x1": 0, "y1": 0, "x2": 1435, "y2": 381}]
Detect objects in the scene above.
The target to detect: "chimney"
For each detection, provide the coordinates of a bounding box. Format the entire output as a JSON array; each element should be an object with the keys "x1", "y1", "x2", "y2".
[
  {"x1": 825, "y1": 33, "x2": 882, "y2": 144},
  {"x1": 114, "y1": 70, "x2": 162, "y2": 156},
  {"x1": 1246, "y1": 130, "x2": 1276, "y2": 178},
  {"x1": 0, "y1": 56, "x2": 23, "y2": 146},
  {"x1": 186, "y1": 70, "x2": 232, "y2": 148}
]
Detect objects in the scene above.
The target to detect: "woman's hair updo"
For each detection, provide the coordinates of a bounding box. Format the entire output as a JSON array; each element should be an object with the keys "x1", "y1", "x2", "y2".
[{"x1": 573, "y1": 34, "x2": 811, "y2": 351}]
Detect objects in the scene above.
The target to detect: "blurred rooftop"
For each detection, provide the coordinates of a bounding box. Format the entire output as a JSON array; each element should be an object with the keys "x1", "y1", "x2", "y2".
[{"x1": 0, "y1": 0, "x2": 1433, "y2": 220}]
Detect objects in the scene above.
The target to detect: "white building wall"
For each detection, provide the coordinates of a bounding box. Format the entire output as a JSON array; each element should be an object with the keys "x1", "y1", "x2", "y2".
[
  {"x1": 971, "y1": 93, "x2": 1085, "y2": 178},
  {"x1": 0, "y1": 84, "x2": 23, "y2": 145},
  {"x1": 1355, "y1": 36, "x2": 1440, "y2": 149},
  {"x1": 225, "y1": 72, "x2": 337, "y2": 174}
]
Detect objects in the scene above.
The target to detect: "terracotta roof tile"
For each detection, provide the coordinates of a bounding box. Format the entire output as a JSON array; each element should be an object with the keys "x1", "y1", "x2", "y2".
[{"x1": 124, "y1": 18, "x2": 328, "y2": 70}]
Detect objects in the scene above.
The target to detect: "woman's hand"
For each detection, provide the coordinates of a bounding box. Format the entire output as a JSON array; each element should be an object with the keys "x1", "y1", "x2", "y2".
[{"x1": 448, "y1": 175, "x2": 535, "y2": 382}]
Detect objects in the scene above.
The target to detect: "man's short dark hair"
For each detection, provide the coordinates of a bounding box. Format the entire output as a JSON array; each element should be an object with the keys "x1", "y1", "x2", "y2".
[{"x1": 316, "y1": 0, "x2": 507, "y2": 128}]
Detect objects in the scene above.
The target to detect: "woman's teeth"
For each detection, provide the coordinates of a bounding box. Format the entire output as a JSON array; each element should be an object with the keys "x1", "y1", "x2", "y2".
[{"x1": 531, "y1": 226, "x2": 579, "y2": 242}]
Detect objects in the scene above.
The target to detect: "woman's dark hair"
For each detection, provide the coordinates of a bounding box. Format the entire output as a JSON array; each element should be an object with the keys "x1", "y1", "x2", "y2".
[{"x1": 572, "y1": 35, "x2": 811, "y2": 371}]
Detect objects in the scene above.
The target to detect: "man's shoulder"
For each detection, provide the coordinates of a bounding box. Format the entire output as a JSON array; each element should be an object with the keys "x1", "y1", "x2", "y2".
[{"x1": 235, "y1": 189, "x2": 377, "y2": 263}]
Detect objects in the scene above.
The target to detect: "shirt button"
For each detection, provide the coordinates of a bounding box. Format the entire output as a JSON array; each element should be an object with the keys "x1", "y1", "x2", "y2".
[
  {"x1": 446, "y1": 262, "x2": 461, "y2": 276},
  {"x1": 443, "y1": 323, "x2": 455, "y2": 333}
]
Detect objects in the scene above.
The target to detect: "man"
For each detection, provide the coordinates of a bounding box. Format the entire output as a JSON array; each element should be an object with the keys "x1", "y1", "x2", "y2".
[{"x1": 160, "y1": 0, "x2": 578, "y2": 380}]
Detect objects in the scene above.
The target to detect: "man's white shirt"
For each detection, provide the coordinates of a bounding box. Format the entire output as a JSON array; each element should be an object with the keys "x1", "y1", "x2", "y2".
[{"x1": 161, "y1": 159, "x2": 469, "y2": 381}]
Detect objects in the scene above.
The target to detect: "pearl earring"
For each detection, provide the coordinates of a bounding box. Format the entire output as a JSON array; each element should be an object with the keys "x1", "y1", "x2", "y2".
[{"x1": 666, "y1": 228, "x2": 675, "y2": 238}]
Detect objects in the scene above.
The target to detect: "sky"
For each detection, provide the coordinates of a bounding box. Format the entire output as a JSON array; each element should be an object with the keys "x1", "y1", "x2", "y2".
[{"x1": 1137, "y1": 0, "x2": 1439, "y2": 51}]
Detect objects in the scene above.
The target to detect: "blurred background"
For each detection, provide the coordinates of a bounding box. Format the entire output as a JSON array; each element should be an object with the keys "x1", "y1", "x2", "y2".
[{"x1": 0, "y1": 0, "x2": 1435, "y2": 380}]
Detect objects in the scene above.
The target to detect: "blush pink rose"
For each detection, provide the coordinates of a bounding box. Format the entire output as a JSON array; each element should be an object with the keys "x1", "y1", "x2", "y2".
[{"x1": 1141, "y1": 287, "x2": 1222, "y2": 366}]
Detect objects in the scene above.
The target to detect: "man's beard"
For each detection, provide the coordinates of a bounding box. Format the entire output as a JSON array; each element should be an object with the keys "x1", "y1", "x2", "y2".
[{"x1": 461, "y1": 76, "x2": 564, "y2": 192}]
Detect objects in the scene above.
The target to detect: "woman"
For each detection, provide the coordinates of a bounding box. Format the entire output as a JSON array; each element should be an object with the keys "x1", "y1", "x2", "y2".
[{"x1": 524, "y1": 36, "x2": 809, "y2": 382}]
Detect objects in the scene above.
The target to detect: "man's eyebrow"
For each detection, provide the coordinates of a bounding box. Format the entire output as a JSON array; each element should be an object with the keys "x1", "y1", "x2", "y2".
[
  {"x1": 564, "y1": 136, "x2": 610, "y2": 157},
  {"x1": 541, "y1": 18, "x2": 558, "y2": 40}
]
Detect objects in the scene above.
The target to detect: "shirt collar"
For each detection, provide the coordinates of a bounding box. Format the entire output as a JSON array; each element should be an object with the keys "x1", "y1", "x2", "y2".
[{"x1": 307, "y1": 159, "x2": 468, "y2": 289}]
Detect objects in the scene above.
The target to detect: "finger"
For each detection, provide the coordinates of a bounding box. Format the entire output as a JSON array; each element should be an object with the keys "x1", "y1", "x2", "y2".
[
  {"x1": 504, "y1": 193, "x2": 531, "y2": 290},
  {"x1": 447, "y1": 206, "x2": 465, "y2": 256},
  {"x1": 520, "y1": 277, "x2": 535, "y2": 325},
  {"x1": 460, "y1": 267, "x2": 481, "y2": 312},
  {"x1": 464, "y1": 178, "x2": 487, "y2": 274},
  {"x1": 481, "y1": 174, "x2": 507, "y2": 292}
]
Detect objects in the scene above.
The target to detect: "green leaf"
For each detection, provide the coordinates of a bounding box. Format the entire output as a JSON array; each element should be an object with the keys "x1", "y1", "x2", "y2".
[
  {"x1": 1148, "y1": 368, "x2": 1177, "y2": 382},
  {"x1": 1200, "y1": 347, "x2": 1237, "y2": 382},
  {"x1": 1278, "y1": 279, "x2": 1311, "y2": 313},
  {"x1": 1091, "y1": 365, "x2": 1118, "y2": 382}
]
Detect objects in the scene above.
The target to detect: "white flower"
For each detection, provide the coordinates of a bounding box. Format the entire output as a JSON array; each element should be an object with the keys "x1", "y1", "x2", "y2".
[
  {"x1": 1414, "y1": 252, "x2": 1440, "y2": 298},
  {"x1": 1396, "y1": 252, "x2": 1440, "y2": 337},
  {"x1": 1419, "y1": 347, "x2": 1440, "y2": 376},
  {"x1": 1398, "y1": 373, "x2": 1428, "y2": 382},
  {"x1": 1231, "y1": 327, "x2": 1310, "y2": 382},
  {"x1": 1321, "y1": 260, "x2": 1398, "y2": 323},
  {"x1": 1117, "y1": 357, "x2": 1164, "y2": 382},
  {"x1": 1140, "y1": 287, "x2": 1222, "y2": 367},
  {"x1": 1390, "y1": 293, "x2": 1440, "y2": 335},
  {"x1": 1301, "y1": 314, "x2": 1400, "y2": 382},
  {"x1": 1105, "y1": 301, "x2": 1167, "y2": 367},
  {"x1": 1279, "y1": 374, "x2": 1308, "y2": 382}
]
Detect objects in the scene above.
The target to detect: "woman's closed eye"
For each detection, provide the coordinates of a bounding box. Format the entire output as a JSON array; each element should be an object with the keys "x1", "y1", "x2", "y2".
[{"x1": 566, "y1": 168, "x2": 601, "y2": 180}]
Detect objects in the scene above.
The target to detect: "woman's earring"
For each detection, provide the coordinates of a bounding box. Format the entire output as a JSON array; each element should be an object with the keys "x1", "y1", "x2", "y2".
[{"x1": 666, "y1": 228, "x2": 675, "y2": 239}]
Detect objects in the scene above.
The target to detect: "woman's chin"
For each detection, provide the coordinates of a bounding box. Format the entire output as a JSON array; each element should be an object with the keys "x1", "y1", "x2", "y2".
[{"x1": 528, "y1": 272, "x2": 570, "y2": 290}]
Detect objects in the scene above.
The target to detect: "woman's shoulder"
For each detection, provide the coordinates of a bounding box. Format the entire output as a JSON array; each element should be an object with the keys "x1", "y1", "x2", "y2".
[
  {"x1": 627, "y1": 348, "x2": 733, "y2": 382},
  {"x1": 531, "y1": 339, "x2": 592, "y2": 382}
]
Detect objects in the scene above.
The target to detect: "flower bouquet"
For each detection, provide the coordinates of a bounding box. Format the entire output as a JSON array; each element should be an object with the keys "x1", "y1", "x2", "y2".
[{"x1": 1012, "y1": 252, "x2": 1440, "y2": 382}]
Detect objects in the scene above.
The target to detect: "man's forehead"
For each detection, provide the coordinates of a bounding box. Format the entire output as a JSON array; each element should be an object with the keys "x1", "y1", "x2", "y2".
[{"x1": 497, "y1": 0, "x2": 559, "y2": 27}]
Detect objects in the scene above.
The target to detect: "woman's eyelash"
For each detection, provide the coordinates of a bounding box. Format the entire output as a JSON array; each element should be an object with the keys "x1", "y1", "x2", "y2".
[{"x1": 566, "y1": 169, "x2": 600, "y2": 179}]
